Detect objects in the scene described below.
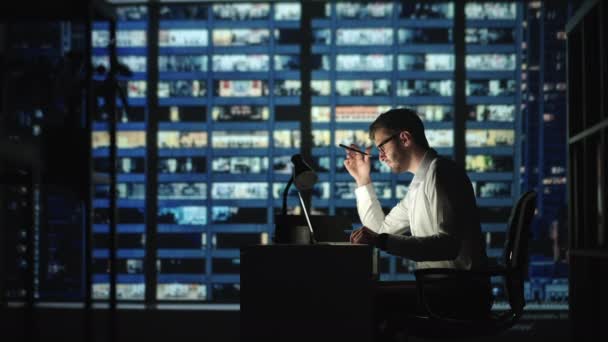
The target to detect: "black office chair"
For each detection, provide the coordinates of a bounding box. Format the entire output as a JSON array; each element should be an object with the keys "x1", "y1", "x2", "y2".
[{"x1": 396, "y1": 191, "x2": 537, "y2": 340}]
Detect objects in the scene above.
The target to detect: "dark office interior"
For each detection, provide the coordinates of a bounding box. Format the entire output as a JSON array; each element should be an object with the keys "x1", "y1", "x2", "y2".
[{"x1": 1, "y1": 0, "x2": 606, "y2": 341}]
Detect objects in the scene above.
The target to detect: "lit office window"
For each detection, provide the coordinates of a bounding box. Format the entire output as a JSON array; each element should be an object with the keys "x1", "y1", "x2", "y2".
[
  {"x1": 212, "y1": 55, "x2": 269, "y2": 72},
  {"x1": 154, "y1": 2, "x2": 302, "y2": 302},
  {"x1": 472, "y1": 181, "x2": 512, "y2": 198},
  {"x1": 91, "y1": 5, "x2": 148, "y2": 301},
  {"x1": 312, "y1": 1, "x2": 456, "y2": 281},
  {"x1": 398, "y1": 54, "x2": 454, "y2": 71},
  {"x1": 159, "y1": 29, "x2": 207, "y2": 47},
  {"x1": 467, "y1": 105, "x2": 516, "y2": 122},
  {"x1": 275, "y1": 3, "x2": 301, "y2": 20},
  {"x1": 158, "y1": 55, "x2": 206, "y2": 72},
  {"x1": 212, "y1": 3, "x2": 270, "y2": 20},
  {"x1": 158, "y1": 80, "x2": 206, "y2": 98},
  {"x1": 211, "y1": 106, "x2": 269, "y2": 122},
  {"x1": 466, "y1": 129, "x2": 515, "y2": 147},
  {"x1": 85, "y1": 0, "x2": 531, "y2": 304},
  {"x1": 399, "y1": 2, "x2": 454, "y2": 18},
  {"x1": 415, "y1": 105, "x2": 454, "y2": 122},
  {"x1": 335, "y1": 80, "x2": 391, "y2": 97},
  {"x1": 214, "y1": 80, "x2": 269, "y2": 97},
  {"x1": 212, "y1": 29, "x2": 271, "y2": 46},
  {"x1": 397, "y1": 80, "x2": 454, "y2": 97},
  {"x1": 398, "y1": 28, "x2": 453, "y2": 44},
  {"x1": 336, "y1": 28, "x2": 393, "y2": 45},
  {"x1": 465, "y1": 2, "x2": 517, "y2": 20},
  {"x1": 466, "y1": 155, "x2": 514, "y2": 173},
  {"x1": 466, "y1": 28, "x2": 516, "y2": 45},
  {"x1": 335, "y1": 54, "x2": 393, "y2": 71},
  {"x1": 466, "y1": 54, "x2": 517, "y2": 70},
  {"x1": 465, "y1": 2, "x2": 522, "y2": 299},
  {"x1": 466, "y1": 79, "x2": 516, "y2": 96},
  {"x1": 335, "y1": 106, "x2": 391, "y2": 122},
  {"x1": 334, "y1": 2, "x2": 394, "y2": 19}
]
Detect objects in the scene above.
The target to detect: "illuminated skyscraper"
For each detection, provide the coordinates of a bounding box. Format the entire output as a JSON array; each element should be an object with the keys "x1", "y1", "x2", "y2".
[
  {"x1": 1, "y1": 1, "x2": 572, "y2": 308},
  {"x1": 521, "y1": 0, "x2": 569, "y2": 305}
]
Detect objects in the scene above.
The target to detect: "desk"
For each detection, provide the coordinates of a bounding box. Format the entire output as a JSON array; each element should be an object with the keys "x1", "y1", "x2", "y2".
[{"x1": 241, "y1": 244, "x2": 377, "y2": 342}]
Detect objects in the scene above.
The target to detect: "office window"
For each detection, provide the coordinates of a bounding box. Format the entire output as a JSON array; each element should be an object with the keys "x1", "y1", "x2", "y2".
[
  {"x1": 466, "y1": 79, "x2": 516, "y2": 97},
  {"x1": 466, "y1": 28, "x2": 516, "y2": 45},
  {"x1": 336, "y1": 28, "x2": 393, "y2": 45},
  {"x1": 212, "y1": 55, "x2": 269, "y2": 72},
  {"x1": 84, "y1": 0, "x2": 532, "y2": 303},
  {"x1": 334, "y1": 2, "x2": 394, "y2": 19},
  {"x1": 212, "y1": 3, "x2": 270, "y2": 20},
  {"x1": 466, "y1": 54, "x2": 516, "y2": 70},
  {"x1": 159, "y1": 29, "x2": 207, "y2": 47},
  {"x1": 91, "y1": 8, "x2": 148, "y2": 300},
  {"x1": 399, "y1": 2, "x2": 454, "y2": 18},
  {"x1": 275, "y1": 3, "x2": 301, "y2": 20},
  {"x1": 212, "y1": 29, "x2": 271, "y2": 46},
  {"x1": 398, "y1": 28, "x2": 453, "y2": 44},
  {"x1": 158, "y1": 55, "x2": 206, "y2": 72},
  {"x1": 335, "y1": 106, "x2": 391, "y2": 122},
  {"x1": 397, "y1": 80, "x2": 454, "y2": 97},
  {"x1": 212, "y1": 106, "x2": 269, "y2": 122},
  {"x1": 465, "y1": 2, "x2": 517, "y2": 20},
  {"x1": 467, "y1": 104, "x2": 515, "y2": 122},
  {"x1": 398, "y1": 54, "x2": 454, "y2": 71}
]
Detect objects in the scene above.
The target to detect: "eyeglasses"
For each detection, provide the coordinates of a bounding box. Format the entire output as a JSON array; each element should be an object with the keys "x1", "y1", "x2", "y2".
[{"x1": 376, "y1": 132, "x2": 401, "y2": 153}]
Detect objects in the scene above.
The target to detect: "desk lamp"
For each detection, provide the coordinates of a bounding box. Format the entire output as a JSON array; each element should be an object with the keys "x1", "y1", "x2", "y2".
[{"x1": 277, "y1": 154, "x2": 318, "y2": 243}]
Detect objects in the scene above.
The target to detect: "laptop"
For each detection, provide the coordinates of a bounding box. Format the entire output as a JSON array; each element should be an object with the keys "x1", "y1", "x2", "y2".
[{"x1": 296, "y1": 192, "x2": 351, "y2": 245}]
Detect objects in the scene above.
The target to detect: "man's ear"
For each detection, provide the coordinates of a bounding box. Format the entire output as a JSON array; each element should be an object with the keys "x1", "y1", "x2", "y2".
[{"x1": 400, "y1": 130, "x2": 413, "y2": 147}]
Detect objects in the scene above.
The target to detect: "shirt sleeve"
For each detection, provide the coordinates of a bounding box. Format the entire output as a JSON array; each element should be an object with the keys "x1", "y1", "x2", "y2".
[
  {"x1": 354, "y1": 183, "x2": 411, "y2": 235},
  {"x1": 379, "y1": 162, "x2": 463, "y2": 261}
]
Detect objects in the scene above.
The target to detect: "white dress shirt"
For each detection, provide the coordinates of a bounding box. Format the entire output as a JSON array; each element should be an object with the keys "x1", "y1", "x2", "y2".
[{"x1": 355, "y1": 149, "x2": 488, "y2": 270}]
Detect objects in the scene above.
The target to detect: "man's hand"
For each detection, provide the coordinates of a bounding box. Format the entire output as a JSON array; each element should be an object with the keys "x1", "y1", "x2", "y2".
[
  {"x1": 350, "y1": 226, "x2": 378, "y2": 245},
  {"x1": 343, "y1": 144, "x2": 372, "y2": 187}
]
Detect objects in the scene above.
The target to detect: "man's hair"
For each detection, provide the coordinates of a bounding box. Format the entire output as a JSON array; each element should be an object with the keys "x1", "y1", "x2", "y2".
[{"x1": 369, "y1": 107, "x2": 430, "y2": 149}]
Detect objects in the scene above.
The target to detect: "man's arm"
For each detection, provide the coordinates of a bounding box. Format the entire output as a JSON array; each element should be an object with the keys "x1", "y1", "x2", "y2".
[
  {"x1": 379, "y1": 233, "x2": 460, "y2": 261},
  {"x1": 343, "y1": 144, "x2": 410, "y2": 235},
  {"x1": 355, "y1": 183, "x2": 410, "y2": 235},
  {"x1": 375, "y1": 161, "x2": 464, "y2": 260}
]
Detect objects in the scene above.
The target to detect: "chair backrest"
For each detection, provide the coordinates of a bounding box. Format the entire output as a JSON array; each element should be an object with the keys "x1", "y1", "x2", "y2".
[{"x1": 502, "y1": 191, "x2": 536, "y2": 313}]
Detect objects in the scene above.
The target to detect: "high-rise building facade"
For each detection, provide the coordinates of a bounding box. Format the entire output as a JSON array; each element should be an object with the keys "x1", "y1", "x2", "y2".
[
  {"x1": 2, "y1": 1, "x2": 569, "y2": 309},
  {"x1": 521, "y1": 0, "x2": 569, "y2": 306}
]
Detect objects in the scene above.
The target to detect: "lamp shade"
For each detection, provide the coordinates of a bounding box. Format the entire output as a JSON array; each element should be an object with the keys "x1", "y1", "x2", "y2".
[{"x1": 291, "y1": 154, "x2": 317, "y2": 191}]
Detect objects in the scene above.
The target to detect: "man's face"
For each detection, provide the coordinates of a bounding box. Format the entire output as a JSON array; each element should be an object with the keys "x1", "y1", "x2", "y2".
[{"x1": 373, "y1": 128, "x2": 411, "y2": 173}]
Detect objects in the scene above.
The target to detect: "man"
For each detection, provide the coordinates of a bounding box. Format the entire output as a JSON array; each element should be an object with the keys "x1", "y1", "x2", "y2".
[{"x1": 344, "y1": 108, "x2": 492, "y2": 327}]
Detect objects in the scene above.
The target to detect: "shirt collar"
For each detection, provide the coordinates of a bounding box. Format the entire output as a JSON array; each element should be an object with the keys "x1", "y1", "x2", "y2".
[{"x1": 410, "y1": 148, "x2": 438, "y2": 186}]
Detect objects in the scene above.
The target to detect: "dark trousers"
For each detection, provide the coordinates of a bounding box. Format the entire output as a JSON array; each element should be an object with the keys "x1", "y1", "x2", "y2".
[{"x1": 373, "y1": 279, "x2": 493, "y2": 340}]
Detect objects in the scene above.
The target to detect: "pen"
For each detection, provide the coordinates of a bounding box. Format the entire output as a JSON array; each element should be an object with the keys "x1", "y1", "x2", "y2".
[{"x1": 339, "y1": 144, "x2": 368, "y2": 155}]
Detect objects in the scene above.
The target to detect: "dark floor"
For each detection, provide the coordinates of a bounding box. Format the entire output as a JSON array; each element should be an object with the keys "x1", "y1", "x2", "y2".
[
  {"x1": 410, "y1": 310, "x2": 571, "y2": 341},
  {"x1": 3, "y1": 307, "x2": 571, "y2": 342}
]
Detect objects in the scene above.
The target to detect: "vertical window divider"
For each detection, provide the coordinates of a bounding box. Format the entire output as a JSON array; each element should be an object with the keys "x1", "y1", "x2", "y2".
[
  {"x1": 145, "y1": 1, "x2": 160, "y2": 306},
  {"x1": 269, "y1": 4, "x2": 277, "y2": 225},
  {"x1": 514, "y1": 1, "x2": 525, "y2": 201},
  {"x1": 84, "y1": 8, "x2": 95, "y2": 341},
  {"x1": 328, "y1": 2, "x2": 338, "y2": 213},
  {"x1": 454, "y1": 0, "x2": 467, "y2": 167},
  {"x1": 300, "y1": 2, "x2": 313, "y2": 211},
  {"x1": 205, "y1": 6, "x2": 214, "y2": 302},
  {"x1": 391, "y1": 2, "x2": 399, "y2": 202},
  {"x1": 108, "y1": 18, "x2": 119, "y2": 341}
]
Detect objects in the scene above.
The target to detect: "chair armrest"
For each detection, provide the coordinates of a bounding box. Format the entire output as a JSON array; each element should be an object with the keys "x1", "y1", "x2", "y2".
[{"x1": 414, "y1": 266, "x2": 511, "y2": 280}]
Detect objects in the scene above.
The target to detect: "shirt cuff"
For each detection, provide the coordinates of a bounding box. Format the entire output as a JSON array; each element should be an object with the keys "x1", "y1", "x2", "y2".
[
  {"x1": 354, "y1": 183, "x2": 376, "y2": 202},
  {"x1": 376, "y1": 233, "x2": 389, "y2": 250}
]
